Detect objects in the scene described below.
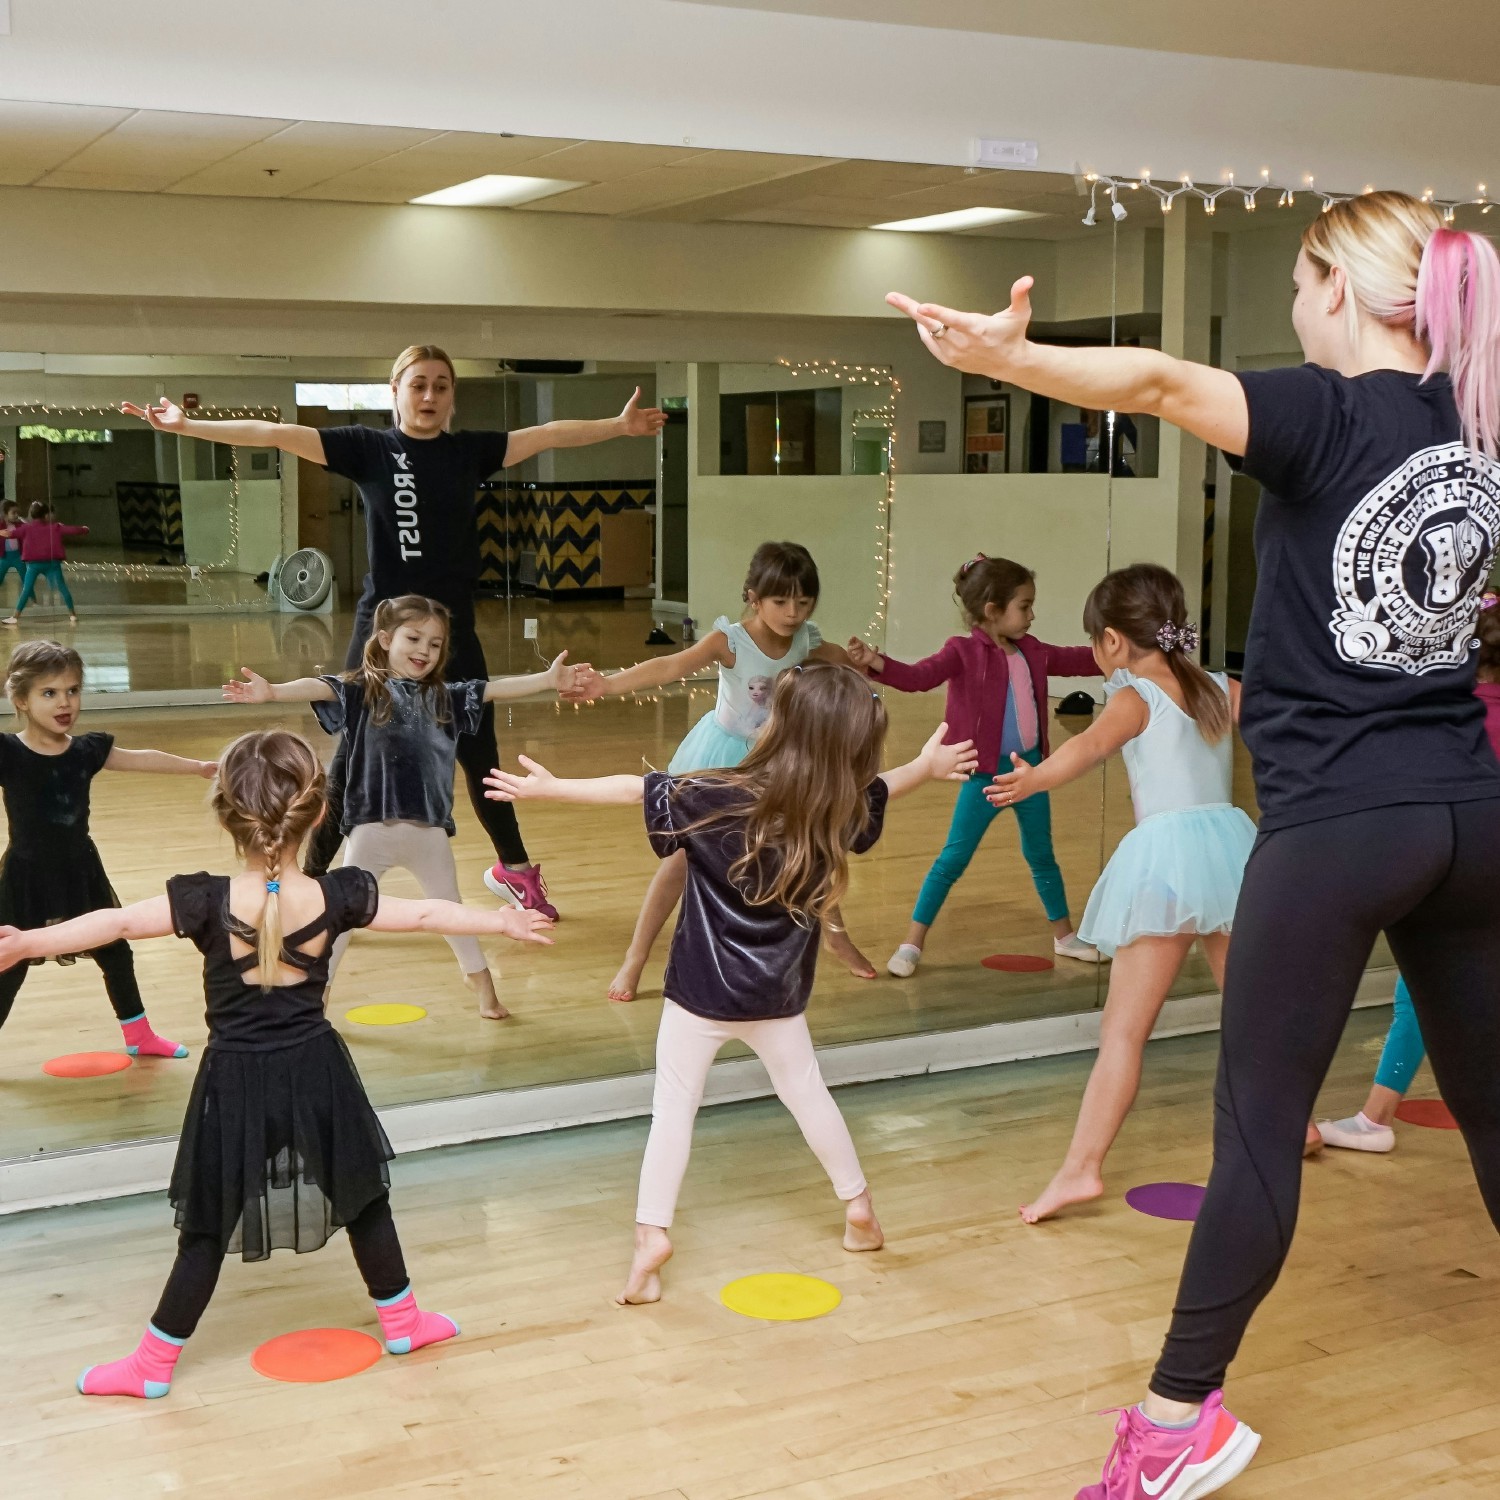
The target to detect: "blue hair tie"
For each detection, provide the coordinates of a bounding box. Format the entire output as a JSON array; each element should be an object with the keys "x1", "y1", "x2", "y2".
[{"x1": 265, "y1": 880, "x2": 280, "y2": 895}]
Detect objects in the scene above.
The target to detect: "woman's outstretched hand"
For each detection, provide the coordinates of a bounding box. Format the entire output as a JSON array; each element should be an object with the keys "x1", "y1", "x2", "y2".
[
  {"x1": 920, "y1": 723, "x2": 979, "y2": 782},
  {"x1": 484, "y1": 755, "x2": 558, "y2": 802},
  {"x1": 120, "y1": 399, "x2": 189, "y2": 433},
  {"x1": 617, "y1": 387, "x2": 669, "y2": 438},
  {"x1": 886, "y1": 277, "x2": 1035, "y2": 381},
  {"x1": 987, "y1": 751, "x2": 1041, "y2": 808}
]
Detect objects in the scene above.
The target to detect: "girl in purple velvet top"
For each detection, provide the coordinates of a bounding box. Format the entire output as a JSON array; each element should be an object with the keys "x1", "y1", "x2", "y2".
[{"x1": 847, "y1": 553, "x2": 1102, "y2": 977}]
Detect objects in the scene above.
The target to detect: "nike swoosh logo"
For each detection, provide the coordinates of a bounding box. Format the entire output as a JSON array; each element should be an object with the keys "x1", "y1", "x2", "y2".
[{"x1": 1140, "y1": 1447, "x2": 1191, "y2": 1497}]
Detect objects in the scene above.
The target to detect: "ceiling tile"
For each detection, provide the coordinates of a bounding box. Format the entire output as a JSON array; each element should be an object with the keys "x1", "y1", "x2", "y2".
[{"x1": 0, "y1": 100, "x2": 135, "y2": 184}]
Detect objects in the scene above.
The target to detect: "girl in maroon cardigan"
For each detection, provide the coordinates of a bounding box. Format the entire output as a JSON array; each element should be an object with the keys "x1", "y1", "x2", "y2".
[{"x1": 846, "y1": 554, "x2": 1102, "y2": 975}]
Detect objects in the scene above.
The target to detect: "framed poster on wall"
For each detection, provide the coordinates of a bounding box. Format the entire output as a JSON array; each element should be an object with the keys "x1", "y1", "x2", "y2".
[{"x1": 964, "y1": 393, "x2": 1009, "y2": 473}]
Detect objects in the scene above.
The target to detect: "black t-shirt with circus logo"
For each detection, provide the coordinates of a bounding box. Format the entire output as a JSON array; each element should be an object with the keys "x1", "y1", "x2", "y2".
[
  {"x1": 1230, "y1": 364, "x2": 1500, "y2": 830},
  {"x1": 319, "y1": 424, "x2": 509, "y2": 622}
]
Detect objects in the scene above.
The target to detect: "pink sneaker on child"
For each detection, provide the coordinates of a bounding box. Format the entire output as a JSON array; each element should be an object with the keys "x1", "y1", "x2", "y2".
[
  {"x1": 484, "y1": 863, "x2": 559, "y2": 922},
  {"x1": 1076, "y1": 1390, "x2": 1260, "y2": 1498}
]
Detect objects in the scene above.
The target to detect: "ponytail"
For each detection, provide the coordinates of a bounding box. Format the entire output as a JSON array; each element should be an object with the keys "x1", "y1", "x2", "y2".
[
  {"x1": 1416, "y1": 227, "x2": 1500, "y2": 460},
  {"x1": 1162, "y1": 651, "x2": 1231, "y2": 744}
]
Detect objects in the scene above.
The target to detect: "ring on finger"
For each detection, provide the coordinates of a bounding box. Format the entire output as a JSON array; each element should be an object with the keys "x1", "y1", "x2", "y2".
[{"x1": 930, "y1": 321, "x2": 948, "y2": 338}]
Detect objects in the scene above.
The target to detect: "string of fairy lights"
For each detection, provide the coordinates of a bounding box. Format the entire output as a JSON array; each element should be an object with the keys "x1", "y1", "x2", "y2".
[
  {"x1": 1080, "y1": 169, "x2": 1496, "y2": 225},
  {"x1": 0, "y1": 403, "x2": 283, "y2": 604}
]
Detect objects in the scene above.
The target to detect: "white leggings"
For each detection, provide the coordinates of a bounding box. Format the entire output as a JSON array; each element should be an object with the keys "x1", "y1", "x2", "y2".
[
  {"x1": 636, "y1": 998, "x2": 868, "y2": 1228},
  {"x1": 329, "y1": 820, "x2": 487, "y2": 982}
]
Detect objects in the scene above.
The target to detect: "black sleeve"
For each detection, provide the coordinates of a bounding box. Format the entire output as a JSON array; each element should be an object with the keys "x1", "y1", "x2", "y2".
[
  {"x1": 851, "y1": 778, "x2": 891, "y2": 855},
  {"x1": 166, "y1": 872, "x2": 212, "y2": 946},
  {"x1": 79, "y1": 731, "x2": 116, "y2": 776},
  {"x1": 1230, "y1": 366, "x2": 1351, "y2": 501},
  {"x1": 327, "y1": 866, "x2": 380, "y2": 934},
  {"x1": 458, "y1": 429, "x2": 509, "y2": 478},
  {"x1": 319, "y1": 425, "x2": 384, "y2": 483},
  {"x1": 311, "y1": 676, "x2": 353, "y2": 736}
]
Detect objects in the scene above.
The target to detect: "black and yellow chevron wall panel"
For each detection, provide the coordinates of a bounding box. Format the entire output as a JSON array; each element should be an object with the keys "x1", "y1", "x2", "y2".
[
  {"x1": 115, "y1": 481, "x2": 185, "y2": 560},
  {"x1": 476, "y1": 481, "x2": 654, "y2": 596}
]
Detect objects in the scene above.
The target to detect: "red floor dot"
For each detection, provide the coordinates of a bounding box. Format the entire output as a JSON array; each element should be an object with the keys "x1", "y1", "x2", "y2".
[
  {"x1": 1395, "y1": 1099, "x2": 1460, "y2": 1130},
  {"x1": 250, "y1": 1327, "x2": 383, "y2": 1384},
  {"x1": 42, "y1": 1052, "x2": 133, "y2": 1079},
  {"x1": 981, "y1": 954, "x2": 1055, "y2": 973}
]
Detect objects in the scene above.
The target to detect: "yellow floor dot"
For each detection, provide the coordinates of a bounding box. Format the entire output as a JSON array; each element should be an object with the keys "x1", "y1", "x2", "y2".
[
  {"x1": 345, "y1": 1003, "x2": 428, "y2": 1027},
  {"x1": 720, "y1": 1272, "x2": 842, "y2": 1321}
]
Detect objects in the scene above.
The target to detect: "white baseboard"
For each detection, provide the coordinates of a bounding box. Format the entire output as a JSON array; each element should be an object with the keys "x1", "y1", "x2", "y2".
[{"x1": 0, "y1": 973, "x2": 1399, "y2": 1217}]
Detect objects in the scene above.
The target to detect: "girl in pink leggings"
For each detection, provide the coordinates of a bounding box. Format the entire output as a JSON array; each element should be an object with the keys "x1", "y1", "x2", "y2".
[{"x1": 488, "y1": 662, "x2": 976, "y2": 1305}]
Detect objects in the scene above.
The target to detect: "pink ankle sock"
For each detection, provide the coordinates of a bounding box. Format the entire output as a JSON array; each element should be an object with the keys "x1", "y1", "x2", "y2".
[
  {"x1": 120, "y1": 1015, "x2": 188, "y2": 1059},
  {"x1": 78, "y1": 1324, "x2": 184, "y2": 1398},
  {"x1": 375, "y1": 1287, "x2": 459, "y2": 1355}
]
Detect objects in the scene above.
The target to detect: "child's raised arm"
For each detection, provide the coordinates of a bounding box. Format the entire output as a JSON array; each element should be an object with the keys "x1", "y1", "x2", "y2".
[
  {"x1": 0, "y1": 896, "x2": 174, "y2": 970},
  {"x1": 566, "y1": 631, "x2": 731, "y2": 702},
  {"x1": 365, "y1": 895, "x2": 554, "y2": 946},
  {"x1": 484, "y1": 755, "x2": 645, "y2": 806},
  {"x1": 484, "y1": 650, "x2": 588, "y2": 702},
  {"x1": 222, "y1": 668, "x2": 337, "y2": 704},
  {"x1": 104, "y1": 747, "x2": 218, "y2": 779},
  {"x1": 879, "y1": 723, "x2": 979, "y2": 800},
  {"x1": 987, "y1": 689, "x2": 1148, "y2": 808}
]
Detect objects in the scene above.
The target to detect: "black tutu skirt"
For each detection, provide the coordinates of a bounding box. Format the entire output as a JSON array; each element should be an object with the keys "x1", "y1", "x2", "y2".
[
  {"x1": 0, "y1": 839, "x2": 120, "y2": 964},
  {"x1": 169, "y1": 1028, "x2": 394, "y2": 1261}
]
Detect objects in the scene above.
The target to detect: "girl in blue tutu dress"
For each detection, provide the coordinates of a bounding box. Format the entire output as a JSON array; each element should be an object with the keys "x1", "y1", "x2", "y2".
[
  {"x1": 569, "y1": 541, "x2": 871, "y2": 999},
  {"x1": 987, "y1": 563, "x2": 1255, "y2": 1224}
]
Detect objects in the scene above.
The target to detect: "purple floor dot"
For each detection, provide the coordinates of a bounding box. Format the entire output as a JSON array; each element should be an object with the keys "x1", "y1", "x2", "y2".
[{"x1": 1125, "y1": 1182, "x2": 1205, "y2": 1222}]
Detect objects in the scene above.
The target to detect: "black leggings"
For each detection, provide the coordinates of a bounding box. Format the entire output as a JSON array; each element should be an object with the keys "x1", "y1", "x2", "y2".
[
  {"x1": 1151, "y1": 798, "x2": 1500, "y2": 1402},
  {"x1": 304, "y1": 607, "x2": 529, "y2": 876},
  {"x1": 0, "y1": 939, "x2": 143, "y2": 1030},
  {"x1": 151, "y1": 1193, "x2": 409, "y2": 1341}
]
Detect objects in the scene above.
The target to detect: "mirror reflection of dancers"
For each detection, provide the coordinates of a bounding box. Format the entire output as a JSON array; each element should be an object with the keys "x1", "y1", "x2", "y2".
[
  {"x1": 0, "y1": 641, "x2": 213, "y2": 1060},
  {"x1": 0, "y1": 730, "x2": 553, "y2": 1400},
  {"x1": 894, "y1": 192, "x2": 1500, "y2": 1499},
  {"x1": 122, "y1": 344, "x2": 666, "y2": 920},
  {"x1": 488, "y1": 664, "x2": 976, "y2": 1305},
  {"x1": 567, "y1": 541, "x2": 878, "y2": 1000},
  {"x1": 224, "y1": 594, "x2": 583, "y2": 1019}
]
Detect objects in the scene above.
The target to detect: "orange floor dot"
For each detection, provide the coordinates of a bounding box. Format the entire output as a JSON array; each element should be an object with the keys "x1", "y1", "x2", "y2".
[
  {"x1": 1396, "y1": 1099, "x2": 1460, "y2": 1130},
  {"x1": 250, "y1": 1327, "x2": 383, "y2": 1384},
  {"x1": 42, "y1": 1052, "x2": 133, "y2": 1079}
]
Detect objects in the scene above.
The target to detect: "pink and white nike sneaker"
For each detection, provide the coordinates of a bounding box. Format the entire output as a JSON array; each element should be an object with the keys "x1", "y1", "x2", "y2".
[
  {"x1": 484, "y1": 862, "x2": 559, "y2": 922},
  {"x1": 1076, "y1": 1390, "x2": 1260, "y2": 1498}
]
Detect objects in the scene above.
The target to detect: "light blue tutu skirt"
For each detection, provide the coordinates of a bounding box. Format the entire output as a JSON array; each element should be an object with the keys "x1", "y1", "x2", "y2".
[
  {"x1": 1079, "y1": 804, "x2": 1257, "y2": 957},
  {"x1": 668, "y1": 712, "x2": 752, "y2": 774}
]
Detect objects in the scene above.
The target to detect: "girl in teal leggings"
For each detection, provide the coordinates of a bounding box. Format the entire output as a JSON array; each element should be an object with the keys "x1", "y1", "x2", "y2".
[
  {"x1": 2, "y1": 502, "x2": 84, "y2": 626},
  {"x1": 847, "y1": 553, "x2": 1103, "y2": 975}
]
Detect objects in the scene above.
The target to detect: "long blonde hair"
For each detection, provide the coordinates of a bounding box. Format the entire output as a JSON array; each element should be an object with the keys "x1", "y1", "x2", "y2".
[
  {"x1": 211, "y1": 730, "x2": 327, "y2": 988},
  {"x1": 683, "y1": 663, "x2": 887, "y2": 924},
  {"x1": 1303, "y1": 191, "x2": 1500, "y2": 456},
  {"x1": 346, "y1": 595, "x2": 452, "y2": 727}
]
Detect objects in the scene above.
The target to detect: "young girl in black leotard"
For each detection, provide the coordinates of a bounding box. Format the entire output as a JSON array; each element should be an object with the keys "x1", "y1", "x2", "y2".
[
  {"x1": 0, "y1": 728, "x2": 552, "y2": 1399},
  {"x1": 0, "y1": 640, "x2": 214, "y2": 1059}
]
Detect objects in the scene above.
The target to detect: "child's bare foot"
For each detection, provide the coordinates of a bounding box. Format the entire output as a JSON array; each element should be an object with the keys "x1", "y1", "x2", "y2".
[
  {"x1": 467, "y1": 969, "x2": 510, "y2": 1021},
  {"x1": 1303, "y1": 1120, "x2": 1324, "y2": 1158},
  {"x1": 843, "y1": 1190, "x2": 884, "y2": 1251},
  {"x1": 607, "y1": 953, "x2": 646, "y2": 1003},
  {"x1": 824, "y1": 925, "x2": 877, "y2": 980},
  {"x1": 616, "y1": 1224, "x2": 672, "y2": 1305},
  {"x1": 1019, "y1": 1164, "x2": 1104, "y2": 1224}
]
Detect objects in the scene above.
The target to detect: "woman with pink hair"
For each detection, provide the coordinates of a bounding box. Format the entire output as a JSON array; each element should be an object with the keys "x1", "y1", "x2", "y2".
[{"x1": 892, "y1": 193, "x2": 1500, "y2": 1497}]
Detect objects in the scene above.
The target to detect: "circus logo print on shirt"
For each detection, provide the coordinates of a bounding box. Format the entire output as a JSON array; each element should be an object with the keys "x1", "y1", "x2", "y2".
[{"x1": 1329, "y1": 442, "x2": 1500, "y2": 675}]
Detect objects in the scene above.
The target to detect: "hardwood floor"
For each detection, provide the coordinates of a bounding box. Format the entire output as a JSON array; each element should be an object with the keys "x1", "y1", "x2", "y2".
[{"x1": 3, "y1": 1011, "x2": 1494, "y2": 1499}]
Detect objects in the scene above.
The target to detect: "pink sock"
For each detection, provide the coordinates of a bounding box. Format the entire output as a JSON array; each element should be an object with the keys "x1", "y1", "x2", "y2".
[
  {"x1": 120, "y1": 1014, "x2": 188, "y2": 1059},
  {"x1": 374, "y1": 1287, "x2": 459, "y2": 1355},
  {"x1": 78, "y1": 1324, "x2": 184, "y2": 1398}
]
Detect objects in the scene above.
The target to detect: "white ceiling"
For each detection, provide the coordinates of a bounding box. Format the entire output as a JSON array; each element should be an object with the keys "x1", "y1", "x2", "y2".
[
  {"x1": 0, "y1": 100, "x2": 1109, "y2": 236},
  {"x1": 678, "y1": 0, "x2": 1500, "y2": 87}
]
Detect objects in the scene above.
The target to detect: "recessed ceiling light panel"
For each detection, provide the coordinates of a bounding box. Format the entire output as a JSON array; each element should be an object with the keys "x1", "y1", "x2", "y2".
[
  {"x1": 410, "y1": 174, "x2": 585, "y2": 208},
  {"x1": 873, "y1": 206, "x2": 1045, "y2": 232}
]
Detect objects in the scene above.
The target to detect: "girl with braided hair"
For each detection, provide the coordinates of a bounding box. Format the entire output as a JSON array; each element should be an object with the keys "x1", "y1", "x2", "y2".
[
  {"x1": 0, "y1": 728, "x2": 552, "y2": 1400},
  {"x1": 987, "y1": 564, "x2": 1254, "y2": 1225}
]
